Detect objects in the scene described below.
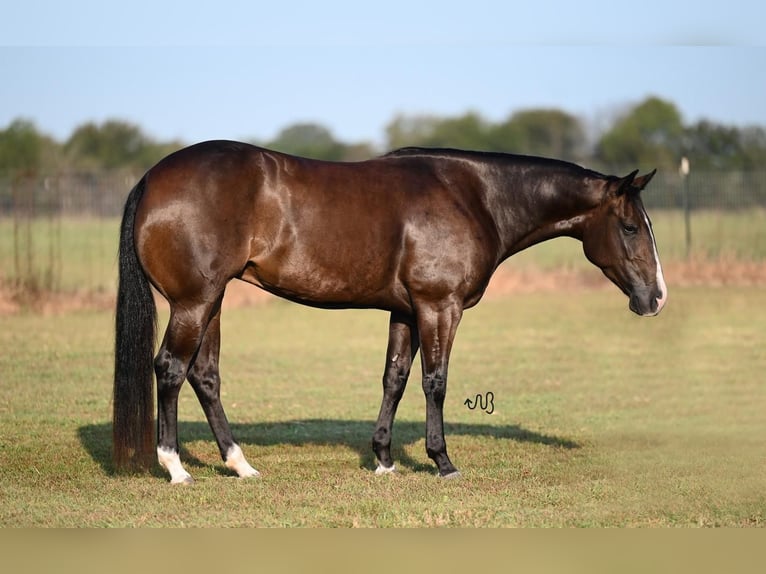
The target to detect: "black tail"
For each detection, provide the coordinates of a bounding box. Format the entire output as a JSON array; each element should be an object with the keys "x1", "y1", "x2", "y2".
[{"x1": 113, "y1": 176, "x2": 156, "y2": 472}]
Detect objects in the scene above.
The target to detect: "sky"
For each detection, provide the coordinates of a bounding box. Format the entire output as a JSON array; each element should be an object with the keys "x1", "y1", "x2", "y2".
[{"x1": 1, "y1": 1, "x2": 765, "y2": 148}]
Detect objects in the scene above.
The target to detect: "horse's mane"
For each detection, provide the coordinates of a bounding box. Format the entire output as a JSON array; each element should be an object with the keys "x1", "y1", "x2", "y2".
[{"x1": 383, "y1": 146, "x2": 606, "y2": 180}]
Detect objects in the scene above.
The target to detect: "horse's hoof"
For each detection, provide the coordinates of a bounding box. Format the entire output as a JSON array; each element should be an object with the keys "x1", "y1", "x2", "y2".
[
  {"x1": 171, "y1": 475, "x2": 195, "y2": 485},
  {"x1": 440, "y1": 470, "x2": 461, "y2": 480},
  {"x1": 238, "y1": 469, "x2": 261, "y2": 479},
  {"x1": 375, "y1": 463, "x2": 396, "y2": 475}
]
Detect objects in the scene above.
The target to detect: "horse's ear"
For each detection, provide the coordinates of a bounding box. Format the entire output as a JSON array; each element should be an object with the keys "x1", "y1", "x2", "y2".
[
  {"x1": 632, "y1": 169, "x2": 657, "y2": 191},
  {"x1": 608, "y1": 170, "x2": 639, "y2": 196}
]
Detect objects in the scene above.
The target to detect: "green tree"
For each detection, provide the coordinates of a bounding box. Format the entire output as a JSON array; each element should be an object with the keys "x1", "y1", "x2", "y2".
[
  {"x1": 64, "y1": 120, "x2": 162, "y2": 171},
  {"x1": 421, "y1": 112, "x2": 490, "y2": 150},
  {"x1": 490, "y1": 109, "x2": 586, "y2": 161},
  {"x1": 596, "y1": 96, "x2": 684, "y2": 170},
  {"x1": 738, "y1": 126, "x2": 766, "y2": 169},
  {"x1": 385, "y1": 114, "x2": 440, "y2": 150},
  {"x1": 267, "y1": 122, "x2": 346, "y2": 160},
  {"x1": 338, "y1": 142, "x2": 378, "y2": 161},
  {"x1": 0, "y1": 119, "x2": 57, "y2": 174},
  {"x1": 385, "y1": 112, "x2": 491, "y2": 151},
  {"x1": 683, "y1": 120, "x2": 746, "y2": 170}
]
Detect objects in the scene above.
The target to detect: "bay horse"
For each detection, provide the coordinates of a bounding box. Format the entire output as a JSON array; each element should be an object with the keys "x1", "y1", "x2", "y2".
[{"x1": 113, "y1": 141, "x2": 667, "y2": 483}]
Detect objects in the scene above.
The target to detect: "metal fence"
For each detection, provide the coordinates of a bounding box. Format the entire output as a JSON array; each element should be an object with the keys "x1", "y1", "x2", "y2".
[
  {"x1": 4, "y1": 168, "x2": 765, "y2": 216},
  {"x1": 643, "y1": 169, "x2": 766, "y2": 210},
  {"x1": 0, "y1": 171, "x2": 137, "y2": 218},
  {"x1": 0, "y1": 172, "x2": 137, "y2": 295}
]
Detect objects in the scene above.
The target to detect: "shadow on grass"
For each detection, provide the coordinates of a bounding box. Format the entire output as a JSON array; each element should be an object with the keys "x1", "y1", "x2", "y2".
[{"x1": 79, "y1": 419, "x2": 579, "y2": 477}]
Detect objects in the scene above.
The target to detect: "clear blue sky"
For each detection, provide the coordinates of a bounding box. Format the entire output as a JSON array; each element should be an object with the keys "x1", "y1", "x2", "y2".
[{"x1": 2, "y1": 1, "x2": 765, "y2": 147}]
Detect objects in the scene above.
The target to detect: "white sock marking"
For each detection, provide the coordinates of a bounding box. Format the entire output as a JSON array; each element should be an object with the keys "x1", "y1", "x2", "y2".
[
  {"x1": 157, "y1": 447, "x2": 193, "y2": 484},
  {"x1": 375, "y1": 463, "x2": 396, "y2": 475},
  {"x1": 225, "y1": 444, "x2": 260, "y2": 478}
]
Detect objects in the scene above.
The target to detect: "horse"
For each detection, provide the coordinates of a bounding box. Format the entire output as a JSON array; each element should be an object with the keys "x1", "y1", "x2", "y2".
[{"x1": 113, "y1": 141, "x2": 667, "y2": 483}]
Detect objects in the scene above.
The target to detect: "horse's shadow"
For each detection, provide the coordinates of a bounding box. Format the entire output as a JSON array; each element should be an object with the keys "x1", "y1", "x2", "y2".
[{"x1": 78, "y1": 419, "x2": 580, "y2": 477}]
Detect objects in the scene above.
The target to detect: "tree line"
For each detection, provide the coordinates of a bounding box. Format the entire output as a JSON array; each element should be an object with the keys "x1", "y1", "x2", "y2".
[{"x1": 2, "y1": 96, "x2": 766, "y2": 178}]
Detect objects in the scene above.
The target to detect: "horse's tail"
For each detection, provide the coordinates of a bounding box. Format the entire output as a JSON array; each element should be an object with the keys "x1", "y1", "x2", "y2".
[{"x1": 113, "y1": 176, "x2": 156, "y2": 473}]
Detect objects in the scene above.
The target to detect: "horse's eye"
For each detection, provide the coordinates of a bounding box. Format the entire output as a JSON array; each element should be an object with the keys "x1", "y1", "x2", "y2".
[{"x1": 622, "y1": 223, "x2": 638, "y2": 235}]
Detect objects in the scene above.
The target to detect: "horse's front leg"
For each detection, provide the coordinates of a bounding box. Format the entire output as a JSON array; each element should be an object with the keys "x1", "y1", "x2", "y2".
[
  {"x1": 372, "y1": 312, "x2": 419, "y2": 474},
  {"x1": 415, "y1": 299, "x2": 463, "y2": 478}
]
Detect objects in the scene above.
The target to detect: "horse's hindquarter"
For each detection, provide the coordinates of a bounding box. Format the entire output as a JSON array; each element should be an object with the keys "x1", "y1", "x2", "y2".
[{"x1": 135, "y1": 142, "x2": 264, "y2": 301}]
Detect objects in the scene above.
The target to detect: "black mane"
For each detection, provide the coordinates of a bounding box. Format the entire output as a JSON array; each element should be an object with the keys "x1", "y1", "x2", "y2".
[{"x1": 383, "y1": 146, "x2": 605, "y2": 180}]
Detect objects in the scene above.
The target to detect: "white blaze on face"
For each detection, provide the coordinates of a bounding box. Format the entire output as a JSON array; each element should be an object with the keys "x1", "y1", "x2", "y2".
[{"x1": 642, "y1": 210, "x2": 667, "y2": 315}]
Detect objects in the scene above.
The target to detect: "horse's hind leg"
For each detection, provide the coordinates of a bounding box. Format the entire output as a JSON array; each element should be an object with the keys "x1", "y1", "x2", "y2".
[
  {"x1": 372, "y1": 312, "x2": 419, "y2": 474},
  {"x1": 154, "y1": 297, "x2": 222, "y2": 484},
  {"x1": 186, "y1": 302, "x2": 259, "y2": 479}
]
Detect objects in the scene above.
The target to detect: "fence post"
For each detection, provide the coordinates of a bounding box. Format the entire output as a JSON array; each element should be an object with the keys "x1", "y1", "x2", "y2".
[{"x1": 680, "y1": 157, "x2": 691, "y2": 259}]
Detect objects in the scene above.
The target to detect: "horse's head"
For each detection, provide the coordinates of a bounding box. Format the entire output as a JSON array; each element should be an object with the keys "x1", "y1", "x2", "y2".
[{"x1": 582, "y1": 170, "x2": 667, "y2": 317}]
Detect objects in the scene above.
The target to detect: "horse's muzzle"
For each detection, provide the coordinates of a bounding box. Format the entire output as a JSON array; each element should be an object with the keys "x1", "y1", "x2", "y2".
[{"x1": 629, "y1": 287, "x2": 667, "y2": 317}]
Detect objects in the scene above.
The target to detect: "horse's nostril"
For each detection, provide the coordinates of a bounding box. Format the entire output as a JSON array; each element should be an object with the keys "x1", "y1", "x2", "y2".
[{"x1": 654, "y1": 294, "x2": 667, "y2": 314}]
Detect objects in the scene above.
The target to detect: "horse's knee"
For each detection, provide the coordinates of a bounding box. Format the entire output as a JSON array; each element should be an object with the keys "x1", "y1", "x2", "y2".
[
  {"x1": 382, "y1": 365, "x2": 409, "y2": 397},
  {"x1": 422, "y1": 372, "x2": 447, "y2": 403}
]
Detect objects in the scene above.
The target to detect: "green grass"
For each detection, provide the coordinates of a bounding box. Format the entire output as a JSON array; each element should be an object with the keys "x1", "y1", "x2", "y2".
[
  {"x1": 654, "y1": 208, "x2": 766, "y2": 260},
  {"x1": 1, "y1": 286, "x2": 765, "y2": 527},
  {"x1": 0, "y1": 216, "x2": 118, "y2": 294}
]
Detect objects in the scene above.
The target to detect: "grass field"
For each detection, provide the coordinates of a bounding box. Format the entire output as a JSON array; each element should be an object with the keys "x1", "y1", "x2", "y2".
[
  {"x1": 1, "y1": 286, "x2": 764, "y2": 527},
  {"x1": 0, "y1": 216, "x2": 118, "y2": 294}
]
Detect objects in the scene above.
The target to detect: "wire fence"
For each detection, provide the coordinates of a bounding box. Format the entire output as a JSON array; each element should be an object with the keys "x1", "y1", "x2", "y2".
[
  {"x1": 1, "y1": 169, "x2": 765, "y2": 297},
  {"x1": 0, "y1": 171, "x2": 137, "y2": 295},
  {"x1": 643, "y1": 169, "x2": 766, "y2": 210},
  {"x1": 4, "y1": 167, "x2": 764, "y2": 215}
]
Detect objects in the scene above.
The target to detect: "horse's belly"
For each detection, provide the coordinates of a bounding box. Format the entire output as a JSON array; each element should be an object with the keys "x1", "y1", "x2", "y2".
[{"x1": 240, "y1": 252, "x2": 406, "y2": 310}]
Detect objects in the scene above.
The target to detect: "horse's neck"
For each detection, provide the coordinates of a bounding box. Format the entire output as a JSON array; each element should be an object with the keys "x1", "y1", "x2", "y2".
[{"x1": 486, "y1": 167, "x2": 600, "y2": 261}]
